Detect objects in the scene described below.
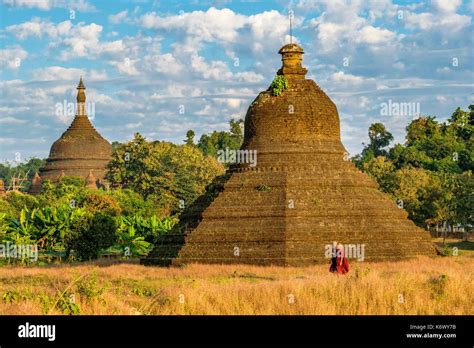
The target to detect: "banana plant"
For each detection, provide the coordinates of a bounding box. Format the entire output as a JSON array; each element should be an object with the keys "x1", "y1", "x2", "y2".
[
  {"x1": 7, "y1": 208, "x2": 37, "y2": 236},
  {"x1": 116, "y1": 214, "x2": 178, "y2": 251},
  {"x1": 116, "y1": 217, "x2": 150, "y2": 256},
  {"x1": 3, "y1": 209, "x2": 36, "y2": 248}
]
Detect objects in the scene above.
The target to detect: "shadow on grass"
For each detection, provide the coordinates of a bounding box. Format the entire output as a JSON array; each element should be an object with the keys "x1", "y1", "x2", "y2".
[{"x1": 433, "y1": 238, "x2": 474, "y2": 256}]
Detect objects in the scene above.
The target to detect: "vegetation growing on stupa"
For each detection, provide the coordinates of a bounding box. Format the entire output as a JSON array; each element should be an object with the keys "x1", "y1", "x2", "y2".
[{"x1": 269, "y1": 75, "x2": 288, "y2": 96}]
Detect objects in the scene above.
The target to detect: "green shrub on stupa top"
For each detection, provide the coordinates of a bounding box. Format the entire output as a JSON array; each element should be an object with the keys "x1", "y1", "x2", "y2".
[{"x1": 269, "y1": 75, "x2": 289, "y2": 96}]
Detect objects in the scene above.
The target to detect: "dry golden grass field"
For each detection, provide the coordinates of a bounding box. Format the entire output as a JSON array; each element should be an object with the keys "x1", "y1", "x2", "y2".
[{"x1": 0, "y1": 254, "x2": 472, "y2": 315}]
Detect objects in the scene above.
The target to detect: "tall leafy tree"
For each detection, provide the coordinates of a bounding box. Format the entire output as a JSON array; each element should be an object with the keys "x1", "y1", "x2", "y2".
[
  {"x1": 185, "y1": 130, "x2": 195, "y2": 146},
  {"x1": 106, "y1": 133, "x2": 225, "y2": 213},
  {"x1": 354, "y1": 122, "x2": 393, "y2": 168},
  {"x1": 355, "y1": 105, "x2": 473, "y2": 230},
  {"x1": 197, "y1": 119, "x2": 243, "y2": 157}
]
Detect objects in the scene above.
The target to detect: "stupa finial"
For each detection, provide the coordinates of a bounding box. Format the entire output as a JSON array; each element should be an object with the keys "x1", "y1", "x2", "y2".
[
  {"x1": 277, "y1": 43, "x2": 307, "y2": 79},
  {"x1": 289, "y1": 10, "x2": 293, "y2": 44},
  {"x1": 76, "y1": 76, "x2": 87, "y2": 115},
  {"x1": 78, "y1": 76, "x2": 85, "y2": 89},
  {"x1": 76, "y1": 76, "x2": 86, "y2": 103}
]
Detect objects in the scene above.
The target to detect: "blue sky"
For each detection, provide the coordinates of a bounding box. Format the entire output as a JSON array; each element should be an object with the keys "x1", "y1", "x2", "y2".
[{"x1": 0, "y1": 0, "x2": 473, "y2": 163}]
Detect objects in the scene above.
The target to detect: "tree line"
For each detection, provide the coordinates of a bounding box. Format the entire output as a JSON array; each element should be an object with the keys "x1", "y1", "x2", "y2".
[{"x1": 0, "y1": 106, "x2": 471, "y2": 264}]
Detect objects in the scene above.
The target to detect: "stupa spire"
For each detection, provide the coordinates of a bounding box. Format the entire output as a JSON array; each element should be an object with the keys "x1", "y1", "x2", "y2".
[
  {"x1": 76, "y1": 76, "x2": 86, "y2": 116},
  {"x1": 289, "y1": 10, "x2": 293, "y2": 44}
]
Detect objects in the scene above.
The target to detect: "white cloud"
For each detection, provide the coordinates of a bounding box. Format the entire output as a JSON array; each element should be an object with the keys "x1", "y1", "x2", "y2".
[
  {"x1": 431, "y1": 0, "x2": 463, "y2": 13},
  {"x1": 436, "y1": 67, "x2": 451, "y2": 74},
  {"x1": 3, "y1": 0, "x2": 53, "y2": 10},
  {"x1": 31, "y1": 66, "x2": 107, "y2": 81},
  {"x1": 191, "y1": 55, "x2": 232, "y2": 81},
  {"x1": 5, "y1": 19, "x2": 125, "y2": 60},
  {"x1": 109, "y1": 58, "x2": 140, "y2": 76},
  {"x1": 0, "y1": 45, "x2": 27, "y2": 69},
  {"x1": 143, "y1": 53, "x2": 184, "y2": 75},
  {"x1": 309, "y1": 16, "x2": 399, "y2": 52},
  {"x1": 328, "y1": 71, "x2": 366, "y2": 84},
  {"x1": 141, "y1": 8, "x2": 247, "y2": 43},
  {"x1": 140, "y1": 7, "x2": 290, "y2": 55},
  {"x1": 356, "y1": 26, "x2": 396, "y2": 44},
  {"x1": 404, "y1": 3, "x2": 470, "y2": 33},
  {"x1": 2, "y1": 0, "x2": 96, "y2": 11},
  {"x1": 6, "y1": 18, "x2": 73, "y2": 40},
  {"x1": 125, "y1": 121, "x2": 142, "y2": 129},
  {"x1": 109, "y1": 10, "x2": 129, "y2": 24},
  {"x1": 234, "y1": 71, "x2": 265, "y2": 83},
  {"x1": 215, "y1": 98, "x2": 242, "y2": 109},
  {"x1": 195, "y1": 105, "x2": 212, "y2": 115},
  {"x1": 0, "y1": 116, "x2": 27, "y2": 124}
]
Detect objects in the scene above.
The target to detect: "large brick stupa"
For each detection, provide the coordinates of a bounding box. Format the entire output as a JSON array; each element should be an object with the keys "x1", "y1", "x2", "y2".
[
  {"x1": 30, "y1": 78, "x2": 112, "y2": 193},
  {"x1": 145, "y1": 43, "x2": 435, "y2": 266}
]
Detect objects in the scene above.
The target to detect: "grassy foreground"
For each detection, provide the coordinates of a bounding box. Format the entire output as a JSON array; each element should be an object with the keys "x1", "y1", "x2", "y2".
[{"x1": 0, "y1": 255, "x2": 472, "y2": 315}]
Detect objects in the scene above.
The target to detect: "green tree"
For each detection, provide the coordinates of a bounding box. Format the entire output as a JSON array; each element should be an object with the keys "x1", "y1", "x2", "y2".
[
  {"x1": 449, "y1": 106, "x2": 473, "y2": 140},
  {"x1": 185, "y1": 130, "x2": 195, "y2": 146},
  {"x1": 454, "y1": 172, "x2": 473, "y2": 227},
  {"x1": 105, "y1": 133, "x2": 153, "y2": 192},
  {"x1": 368, "y1": 123, "x2": 393, "y2": 156},
  {"x1": 197, "y1": 119, "x2": 243, "y2": 157},
  {"x1": 357, "y1": 106, "x2": 473, "y2": 231},
  {"x1": 65, "y1": 213, "x2": 117, "y2": 261},
  {"x1": 362, "y1": 156, "x2": 397, "y2": 193},
  {"x1": 106, "y1": 133, "x2": 225, "y2": 213},
  {"x1": 354, "y1": 122, "x2": 393, "y2": 168}
]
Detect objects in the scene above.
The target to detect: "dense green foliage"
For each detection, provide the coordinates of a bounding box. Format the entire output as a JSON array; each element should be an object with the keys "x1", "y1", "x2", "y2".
[
  {"x1": 0, "y1": 178, "x2": 177, "y2": 264},
  {"x1": 196, "y1": 119, "x2": 244, "y2": 157},
  {"x1": 105, "y1": 133, "x2": 225, "y2": 213},
  {"x1": 355, "y1": 105, "x2": 473, "y2": 229},
  {"x1": 269, "y1": 75, "x2": 289, "y2": 96},
  {"x1": 64, "y1": 213, "x2": 117, "y2": 261}
]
